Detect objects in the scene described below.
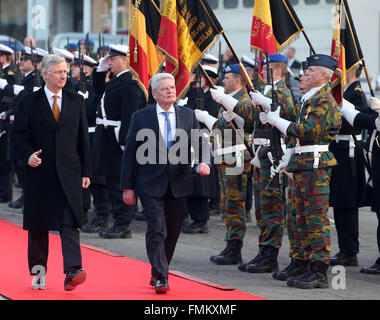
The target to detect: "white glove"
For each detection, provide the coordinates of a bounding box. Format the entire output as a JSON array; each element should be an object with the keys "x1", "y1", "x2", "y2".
[
  {"x1": 376, "y1": 117, "x2": 380, "y2": 131},
  {"x1": 370, "y1": 96, "x2": 380, "y2": 115},
  {"x1": 0, "y1": 111, "x2": 6, "y2": 120},
  {"x1": 78, "y1": 91, "x2": 89, "y2": 100},
  {"x1": 340, "y1": 98, "x2": 359, "y2": 126},
  {"x1": 250, "y1": 91, "x2": 272, "y2": 112},
  {"x1": 13, "y1": 85, "x2": 25, "y2": 96},
  {"x1": 194, "y1": 109, "x2": 217, "y2": 132},
  {"x1": 210, "y1": 86, "x2": 238, "y2": 113},
  {"x1": 177, "y1": 97, "x2": 188, "y2": 106},
  {"x1": 270, "y1": 148, "x2": 294, "y2": 178},
  {"x1": 0, "y1": 79, "x2": 8, "y2": 90},
  {"x1": 97, "y1": 56, "x2": 111, "y2": 72},
  {"x1": 259, "y1": 109, "x2": 280, "y2": 126},
  {"x1": 33, "y1": 87, "x2": 41, "y2": 92},
  {"x1": 250, "y1": 146, "x2": 262, "y2": 168},
  {"x1": 222, "y1": 111, "x2": 245, "y2": 128}
]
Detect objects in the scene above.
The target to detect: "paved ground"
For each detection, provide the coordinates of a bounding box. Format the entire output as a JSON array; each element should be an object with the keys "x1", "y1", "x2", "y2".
[{"x1": 1, "y1": 187, "x2": 380, "y2": 300}]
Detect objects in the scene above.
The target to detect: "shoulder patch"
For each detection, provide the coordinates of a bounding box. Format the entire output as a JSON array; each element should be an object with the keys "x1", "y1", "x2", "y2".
[
  {"x1": 354, "y1": 87, "x2": 363, "y2": 92},
  {"x1": 132, "y1": 75, "x2": 138, "y2": 81},
  {"x1": 7, "y1": 70, "x2": 14, "y2": 76}
]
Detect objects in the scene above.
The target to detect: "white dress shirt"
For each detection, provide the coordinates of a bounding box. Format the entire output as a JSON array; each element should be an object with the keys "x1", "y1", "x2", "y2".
[
  {"x1": 156, "y1": 103, "x2": 176, "y2": 144},
  {"x1": 44, "y1": 86, "x2": 63, "y2": 112}
]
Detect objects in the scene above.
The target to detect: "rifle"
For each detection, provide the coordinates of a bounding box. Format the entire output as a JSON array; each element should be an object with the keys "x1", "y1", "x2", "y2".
[
  {"x1": 85, "y1": 32, "x2": 90, "y2": 56},
  {"x1": 30, "y1": 40, "x2": 41, "y2": 88},
  {"x1": 0, "y1": 61, "x2": 4, "y2": 79},
  {"x1": 252, "y1": 51, "x2": 259, "y2": 89},
  {"x1": 195, "y1": 67, "x2": 204, "y2": 111},
  {"x1": 78, "y1": 53, "x2": 87, "y2": 94},
  {"x1": 257, "y1": 51, "x2": 284, "y2": 191},
  {"x1": 14, "y1": 39, "x2": 22, "y2": 85},
  {"x1": 217, "y1": 40, "x2": 223, "y2": 86}
]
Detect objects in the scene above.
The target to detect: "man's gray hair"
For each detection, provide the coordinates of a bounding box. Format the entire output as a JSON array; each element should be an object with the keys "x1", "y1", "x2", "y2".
[
  {"x1": 41, "y1": 54, "x2": 66, "y2": 74},
  {"x1": 151, "y1": 73, "x2": 175, "y2": 92}
]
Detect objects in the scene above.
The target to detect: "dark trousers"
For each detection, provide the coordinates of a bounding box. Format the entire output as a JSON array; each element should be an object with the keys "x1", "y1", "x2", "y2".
[
  {"x1": 83, "y1": 183, "x2": 110, "y2": 214},
  {"x1": 376, "y1": 211, "x2": 380, "y2": 255},
  {"x1": 0, "y1": 171, "x2": 12, "y2": 200},
  {"x1": 139, "y1": 188, "x2": 186, "y2": 281},
  {"x1": 106, "y1": 176, "x2": 134, "y2": 224},
  {"x1": 333, "y1": 207, "x2": 359, "y2": 256},
  {"x1": 187, "y1": 196, "x2": 209, "y2": 223},
  {"x1": 28, "y1": 202, "x2": 82, "y2": 275},
  {"x1": 245, "y1": 168, "x2": 254, "y2": 212}
]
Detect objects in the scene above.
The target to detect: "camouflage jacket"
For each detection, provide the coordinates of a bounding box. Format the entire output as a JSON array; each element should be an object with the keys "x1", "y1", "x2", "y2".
[
  {"x1": 287, "y1": 83, "x2": 342, "y2": 172},
  {"x1": 212, "y1": 89, "x2": 254, "y2": 165}
]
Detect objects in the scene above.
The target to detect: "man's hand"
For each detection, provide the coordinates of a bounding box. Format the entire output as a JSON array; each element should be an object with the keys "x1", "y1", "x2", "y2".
[
  {"x1": 78, "y1": 91, "x2": 89, "y2": 100},
  {"x1": 0, "y1": 79, "x2": 8, "y2": 90},
  {"x1": 28, "y1": 150, "x2": 43, "y2": 168},
  {"x1": 259, "y1": 109, "x2": 280, "y2": 125},
  {"x1": 0, "y1": 112, "x2": 6, "y2": 120},
  {"x1": 97, "y1": 56, "x2": 111, "y2": 72},
  {"x1": 250, "y1": 91, "x2": 272, "y2": 112},
  {"x1": 82, "y1": 177, "x2": 91, "y2": 189},
  {"x1": 210, "y1": 86, "x2": 238, "y2": 113},
  {"x1": 370, "y1": 96, "x2": 380, "y2": 115},
  {"x1": 194, "y1": 109, "x2": 210, "y2": 124},
  {"x1": 123, "y1": 189, "x2": 136, "y2": 206},
  {"x1": 197, "y1": 163, "x2": 210, "y2": 176}
]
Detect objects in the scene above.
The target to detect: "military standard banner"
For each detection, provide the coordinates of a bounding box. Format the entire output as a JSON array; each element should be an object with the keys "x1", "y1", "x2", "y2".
[
  {"x1": 157, "y1": 0, "x2": 223, "y2": 98},
  {"x1": 129, "y1": 0, "x2": 164, "y2": 101}
]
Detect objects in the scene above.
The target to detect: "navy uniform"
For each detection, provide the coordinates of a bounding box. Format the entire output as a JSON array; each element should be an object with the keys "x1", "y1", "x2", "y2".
[
  {"x1": 92, "y1": 44, "x2": 146, "y2": 238},
  {"x1": 329, "y1": 74, "x2": 370, "y2": 266},
  {"x1": 0, "y1": 44, "x2": 16, "y2": 202}
]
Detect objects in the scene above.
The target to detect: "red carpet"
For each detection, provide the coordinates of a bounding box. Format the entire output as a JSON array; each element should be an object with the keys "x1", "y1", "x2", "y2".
[{"x1": 0, "y1": 219, "x2": 264, "y2": 300}]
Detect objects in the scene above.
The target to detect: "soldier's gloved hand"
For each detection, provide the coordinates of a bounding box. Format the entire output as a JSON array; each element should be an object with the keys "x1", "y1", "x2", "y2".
[
  {"x1": 97, "y1": 56, "x2": 111, "y2": 72},
  {"x1": 78, "y1": 91, "x2": 89, "y2": 100},
  {"x1": 340, "y1": 98, "x2": 359, "y2": 126},
  {"x1": 250, "y1": 146, "x2": 261, "y2": 168},
  {"x1": 13, "y1": 85, "x2": 25, "y2": 96},
  {"x1": 370, "y1": 96, "x2": 380, "y2": 115},
  {"x1": 210, "y1": 86, "x2": 238, "y2": 113},
  {"x1": 270, "y1": 148, "x2": 294, "y2": 178},
  {"x1": 259, "y1": 109, "x2": 280, "y2": 125},
  {"x1": 33, "y1": 87, "x2": 41, "y2": 92},
  {"x1": 222, "y1": 111, "x2": 245, "y2": 128},
  {"x1": 0, "y1": 79, "x2": 8, "y2": 90},
  {"x1": 250, "y1": 90, "x2": 272, "y2": 112},
  {"x1": 194, "y1": 109, "x2": 217, "y2": 132},
  {"x1": 0, "y1": 112, "x2": 6, "y2": 120}
]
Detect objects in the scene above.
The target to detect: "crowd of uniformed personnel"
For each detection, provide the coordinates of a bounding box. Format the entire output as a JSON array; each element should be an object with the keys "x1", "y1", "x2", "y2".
[{"x1": 0, "y1": 34, "x2": 379, "y2": 290}]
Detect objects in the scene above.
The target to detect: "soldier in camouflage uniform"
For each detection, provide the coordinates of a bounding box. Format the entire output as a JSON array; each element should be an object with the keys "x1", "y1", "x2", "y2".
[
  {"x1": 234, "y1": 54, "x2": 297, "y2": 273},
  {"x1": 195, "y1": 64, "x2": 255, "y2": 265},
  {"x1": 260, "y1": 54, "x2": 341, "y2": 289}
]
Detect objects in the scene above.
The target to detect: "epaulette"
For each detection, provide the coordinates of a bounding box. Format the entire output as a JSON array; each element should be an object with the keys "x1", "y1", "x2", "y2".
[
  {"x1": 7, "y1": 70, "x2": 14, "y2": 76},
  {"x1": 354, "y1": 86, "x2": 363, "y2": 92},
  {"x1": 132, "y1": 75, "x2": 138, "y2": 81}
]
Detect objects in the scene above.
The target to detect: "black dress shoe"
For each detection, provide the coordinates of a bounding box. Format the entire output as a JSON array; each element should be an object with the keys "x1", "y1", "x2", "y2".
[
  {"x1": 155, "y1": 279, "x2": 169, "y2": 294},
  {"x1": 64, "y1": 270, "x2": 86, "y2": 291},
  {"x1": 99, "y1": 223, "x2": 132, "y2": 239},
  {"x1": 183, "y1": 222, "x2": 209, "y2": 234},
  {"x1": 360, "y1": 261, "x2": 380, "y2": 275},
  {"x1": 330, "y1": 252, "x2": 358, "y2": 267},
  {"x1": 149, "y1": 277, "x2": 156, "y2": 287},
  {"x1": 81, "y1": 216, "x2": 108, "y2": 233},
  {"x1": 8, "y1": 196, "x2": 24, "y2": 209}
]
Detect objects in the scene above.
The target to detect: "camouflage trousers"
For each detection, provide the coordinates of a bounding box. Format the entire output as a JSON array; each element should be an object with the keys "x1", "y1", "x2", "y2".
[
  {"x1": 253, "y1": 157, "x2": 285, "y2": 249},
  {"x1": 286, "y1": 179, "x2": 299, "y2": 258},
  {"x1": 218, "y1": 162, "x2": 250, "y2": 241},
  {"x1": 291, "y1": 168, "x2": 332, "y2": 264}
]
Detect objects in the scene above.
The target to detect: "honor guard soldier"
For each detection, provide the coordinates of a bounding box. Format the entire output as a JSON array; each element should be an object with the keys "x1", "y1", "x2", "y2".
[
  {"x1": 340, "y1": 96, "x2": 380, "y2": 275},
  {"x1": 70, "y1": 52, "x2": 112, "y2": 228},
  {"x1": 329, "y1": 63, "x2": 370, "y2": 267},
  {"x1": 195, "y1": 64, "x2": 255, "y2": 265},
  {"x1": 91, "y1": 44, "x2": 146, "y2": 239},
  {"x1": 260, "y1": 54, "x2": 341, "y2": 289},
  {"x1": 0, "y1": 43, "x2": 16, "y2": 203}
]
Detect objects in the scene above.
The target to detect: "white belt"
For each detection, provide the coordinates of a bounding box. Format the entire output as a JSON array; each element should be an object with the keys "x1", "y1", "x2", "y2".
[
  {"x1": 253, "y1": 138, "x2": 270, "y2": 146},
  {"x1": 335, "y1": 134, "x2": 362, "y2": 158},
  {"x1": 96, "y1": 118, "x2": 121, "y2": 128},
  {"x1": 88, "y1": 127, "x2": 96, "y2": 133},
  {"x1": 295, "y1": 144, "x2": 330, "y2": 169},
  {"x1": 215, "y1": 144, "x2": 246, "y2": 156}
]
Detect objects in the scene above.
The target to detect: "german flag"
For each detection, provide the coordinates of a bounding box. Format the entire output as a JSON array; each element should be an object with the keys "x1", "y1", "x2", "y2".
[
  {"x1": 251, "y1": 0, "x2": 304, "y2": 78},
  {"x1": 331, "y1": 0, "x2": 364, "y2": 105},
  {"x1": 129, "y1": 0, "x2": 164, "y2": 101},
  {"x1": 157, "y1": 0, "x2": 223, "y2": 98}
]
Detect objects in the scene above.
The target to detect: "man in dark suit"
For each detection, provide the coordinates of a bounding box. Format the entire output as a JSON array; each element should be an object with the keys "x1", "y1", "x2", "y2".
[
  {"x1": 121, "y1": 73, "x2": 210, "y2": 293},
  {"x1": 90, "y1": 44, "x2": 146, "y2": 238},
  {"x1": 10, "y1": 54, "x2": 92, "y2": 291},
  {"x1": 286, "y1": 47, "x2": 301, "y2": 71}
]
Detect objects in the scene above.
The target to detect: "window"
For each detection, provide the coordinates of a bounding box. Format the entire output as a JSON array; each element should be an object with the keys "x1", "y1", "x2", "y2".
[
  {"x1": 305, "y1": 0, "x2": 320, "y2": 4},
  {"x1": 289, "y1": 0, "x2": 299, "y2": 5},
  {"x1": 243, "y1": 0, "x2": 255, "y2": 8},
  {"x1": 207, "y1": 0, "x2": 219, "y2": 10},
  {"x1": 325, "y1": 0, "x2": 335, "y2": 3},
  {"x1": 224, "y1": 0, "x2": 238, "y2": 9}
]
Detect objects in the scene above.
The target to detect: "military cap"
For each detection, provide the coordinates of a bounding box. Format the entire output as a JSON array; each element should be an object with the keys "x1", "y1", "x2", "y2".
[
  {"x1": 21, "y1": 47, "x2": 36, "y2": 60},
  {"x1": 36, "y1": 48, "x2": 49, "y2": 62},
  {"x1": 305, "y1": 54, "x2": 338, "y2": 71},
  {"x1": 223, "y1": 64, "x2": 247, "y2": 75},
  {"x1": 80, "y1": 38, "x2": 95, "y2": 46},
  {"x1": 72, "y1": 51, "x2": 98, "y2": 67},
  {"x1": 52, "y1": 47, "x2": 75, "y2": 62},
  {"x1": 202, "y1": 53, "x2": 218, "y2": 65},
  {"x1": 0, "y1": 43, "x2": 14, "y2": 56},
  {"x1": 241, "y1": 55, "x2": 256, "y2": 68},
  {"x1": 108, "y1": 44, "x2": 128, "y2": 57},
  {"x1": 260, "y1": 54, "x2": 288, "y2": 67},
  {"x1": 65, "y1": 43, "x2": 78, "y2": 50},
  {"x1": 202, "y1": 65, "x2": 218, "y2": 79}
]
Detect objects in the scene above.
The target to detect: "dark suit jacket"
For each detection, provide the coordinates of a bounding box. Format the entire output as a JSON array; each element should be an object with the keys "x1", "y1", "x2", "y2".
[
  {"x1": 121, "y1": 104, "x2": 208, "y2": 198},
  {"x1": 10, "y1": 87, "x2": 92, "y2": 231}
]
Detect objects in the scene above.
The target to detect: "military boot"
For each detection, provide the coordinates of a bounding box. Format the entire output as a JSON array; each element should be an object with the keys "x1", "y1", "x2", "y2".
[
  {"x1": 292, "y1": 262, "x2": 329, "y2": 289},
  {"x1": 211, "y1": 240, "x2": 243, "y2": 265},
  {"x1": 81, "y1": 214, "x2": 108, "y2": 233},
  {"x1": 210, "y1": 242, "x2": 232, "y2": 263},
  {"x1": 273, "y1": 258, "x2": 309, "y2": 281},
  {"x1": 99, "y1": 223, "x2": 132, "y2": 239},
  {"x1": 238, "y1": 247, "x2": 264, "y2": 272},
  {"x1": 246, "y1": 246, "x2": 279, "y2": 273}
]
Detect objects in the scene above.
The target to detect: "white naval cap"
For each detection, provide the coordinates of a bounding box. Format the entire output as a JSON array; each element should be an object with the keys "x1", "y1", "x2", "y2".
[
  {"x1": 202, "y1": 65, "x2": 218, "y2": 78},
  {"x1": 73, "y1": 51, "x2": 98, "y2": 67},
  {"x1": 202, "y1": 53, "x2": 219, "y2": 64},
  {"x1": 53, "y1": 47, "x2": 75, "y2": 62},
  {"x1": 241, "y1": 55, "x2": 256, "y2": 68},
  {"x1": 0, "y1": 43, "x2": 15, "y2": 55},
  {"x1": 36, "y1": 48, "x2": 49, "y2": 58},
  {"x1": 108, "y1": 44, "x2": 129, "y2": 57}
]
